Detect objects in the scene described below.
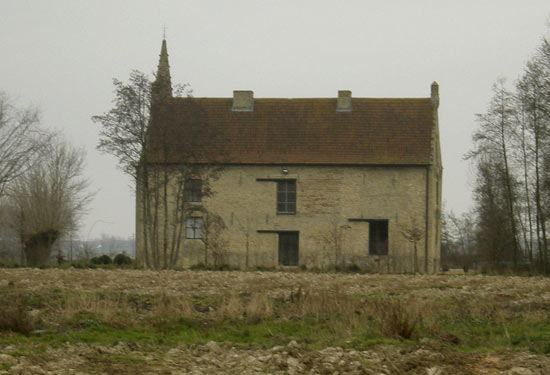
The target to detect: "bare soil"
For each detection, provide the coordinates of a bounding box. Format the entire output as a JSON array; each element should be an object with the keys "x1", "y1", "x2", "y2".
[{"x1": 1, "y1": 269, "x2": 550, "y2": 374}]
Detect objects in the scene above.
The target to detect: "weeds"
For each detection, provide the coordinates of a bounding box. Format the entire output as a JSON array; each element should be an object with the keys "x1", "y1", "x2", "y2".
[
  {"x1": 0, "y1": 294, "x2": 34, "y2": 335},
  {"x1": 1, "y1": 269, "x2": 550, "y2": 353},
  {"x1": 374, "y1": 298, "x2": 418, "y2": 339}
]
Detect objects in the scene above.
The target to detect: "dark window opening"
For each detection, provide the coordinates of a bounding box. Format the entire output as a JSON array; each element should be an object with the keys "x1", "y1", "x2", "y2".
[
  {"x1": 277, "y1": 179, "x2": 296, "y2": 214},
  {"x1": 186, "y1": 217, "x2": 203, "y2": 239},
  {"x1": 184, "y1": 179, "x2": 202, "y2": 203},
  {"x1": 369, "y1": 220, "x2": 388, "y2": 255},
  {"x1": 278, "y1": 232, "x2": 299, "y2": 266}
]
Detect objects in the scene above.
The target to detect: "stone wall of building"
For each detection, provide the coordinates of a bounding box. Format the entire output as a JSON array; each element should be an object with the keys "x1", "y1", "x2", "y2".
[{"x1": 135, "y1": 164, "x2": 440, "y2": 273}]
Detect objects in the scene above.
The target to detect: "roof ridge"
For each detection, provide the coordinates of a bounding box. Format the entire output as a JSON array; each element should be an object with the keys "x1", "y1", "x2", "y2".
[{"x1": 168, "y1": 97, "x2": 431, "y2": 101}]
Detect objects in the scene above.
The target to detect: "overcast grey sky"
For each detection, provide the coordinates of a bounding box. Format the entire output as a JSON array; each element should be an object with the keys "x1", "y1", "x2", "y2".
[{"x1": 1, "y1": 1, "x2": 549, "y2": 239}]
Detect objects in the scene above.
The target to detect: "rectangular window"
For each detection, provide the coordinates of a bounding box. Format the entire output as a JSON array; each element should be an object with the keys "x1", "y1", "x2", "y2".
[
  {"x1": 185, "y1": 217, "x2": 203, "y2": 239},
  {"x1": 277, "y1": 179, "x2": 296, "y2": 214},
  {"x1": 184, "y1": 179, "x2": 202, "y2": 202},
  {"x1": 369, "y1": 220, "x2": 388, "y2": 255}
]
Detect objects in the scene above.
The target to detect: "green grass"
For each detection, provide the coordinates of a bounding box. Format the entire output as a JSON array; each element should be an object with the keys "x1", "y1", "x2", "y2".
[
  {"x1": 2, "y1": 272, "x2": 550, "y2": 355},
  {"x1": 0, "y1": 316, "x2": 397, "y2": 350},
  {"x1": 3, "y1": 305, "x2": 550, "y2": 355},
  {"x1": 423, "y1": 317, "x2": 550, "y2": 354}
]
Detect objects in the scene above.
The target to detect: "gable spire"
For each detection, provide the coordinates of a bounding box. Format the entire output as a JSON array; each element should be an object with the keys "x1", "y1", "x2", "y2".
[{"x1": 151, "y1": 37, "x2": 173, "y2": 104}]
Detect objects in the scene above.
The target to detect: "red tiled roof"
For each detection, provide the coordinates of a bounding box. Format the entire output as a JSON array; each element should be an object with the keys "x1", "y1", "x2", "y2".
[{"x1": 145, "y1": 97, "x2": 434, "y2": 165}]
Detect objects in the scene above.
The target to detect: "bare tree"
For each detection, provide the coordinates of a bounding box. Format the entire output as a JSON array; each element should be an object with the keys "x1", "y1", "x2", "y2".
[
  {"x1": 513, "y1": 101, "x2": 535, "y2": 264},
  {"x1": 0, "y1": 92, "x2": 48, "y2": 198},
  {"x1": 93, "y1": 68, "x2": 225, "y2": 269},
  {"x1": 469, "y1": 78, "x2": 521, "y2": 268},
  {"x1": 93, "y1": 70, "x2": 159, "y2": 269},
  {"x1": 236, "y1": 215, "x2": 259, "y2": 269},
  {"x1": 92, "y1": 71, "x2": 191, "y2": 179},
  {"x1": 441, "y1": 208, "x2": 477, "y2": 268},
  {"x1": 200, "y1": 211, "x2": 228, "y2": 268},
  {"x1": 92, "y1": 71, "x2": 152, "y2": 180},
  {"x1": 141, "y1": 163, "x2": 222, "y2": 269},
  {"x1": 0, "y1": 200, "x2": 21, "y2": 263},
  {"x1": 472, "y1": 155, "x2": 518, "y2": 267},
  {"x1": 0, "y1": 92, "x2": 54, "y2": 264},
  {"x1": 318, "y1": 220, "x2": 349, "y2": 269},
  {"x1": 516, "y1": 51, "x2": 550, "y2": 271},
  {"x1": 310, "y1": 219, "x2": 355, "y2": 271},
  {"x1": 400, "y1": 218, "x2": 424, "y2": 273},
  {"x1": 9, "y1": 137, "x2": 93, "y2": 267},
  {"x1": 464, "y1": 26, "x2": 550, "y2": 273}
]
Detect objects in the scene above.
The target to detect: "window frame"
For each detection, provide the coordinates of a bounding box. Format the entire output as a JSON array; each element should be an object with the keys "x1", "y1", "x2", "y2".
[
  {"x1": 184, "y1": 179, "x2": 202, "y2": 203},
  {"x1": 276, "y1": 179, "x2": 297, "y2": 215},
  {"x1": 185, "y1": 217, "x2": 203, "y2": 239}
]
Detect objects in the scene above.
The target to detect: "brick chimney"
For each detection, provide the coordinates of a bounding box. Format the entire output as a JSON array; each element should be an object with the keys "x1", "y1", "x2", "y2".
[
  {"x1": 337, "y1": 90, "x2": 352, "y2": 112},
  {"x1": 232, "y1": 90, "x2": 254, "y2": 111},
  {"x1": 430, "y1": 82, "x2": 439, "y2": 108}
]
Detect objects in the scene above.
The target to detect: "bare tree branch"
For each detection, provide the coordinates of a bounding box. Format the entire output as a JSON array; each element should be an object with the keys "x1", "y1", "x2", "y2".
[{"x1": 0, "y1": 92, "x2": 50, "y2": 197}]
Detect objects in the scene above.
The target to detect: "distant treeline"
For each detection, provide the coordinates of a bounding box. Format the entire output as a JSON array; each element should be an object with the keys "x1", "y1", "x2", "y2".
[{"x1": 445, "y1": 29, "x2": 550, "y2": 274}]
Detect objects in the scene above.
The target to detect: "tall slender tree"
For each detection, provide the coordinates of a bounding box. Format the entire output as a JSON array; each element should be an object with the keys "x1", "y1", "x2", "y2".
[
  {"x1": 517, "y1": 56, "x2": 550, "y2": 271},
  {"x1": 470, "y1": 78, "x2": 521, "y2": 268},
  {"x1": 93, "y1": 40, "x2": 227, "y2": 269},
  {"x1": 468, "y1": 28, "x2": 550, "y2": 273}
]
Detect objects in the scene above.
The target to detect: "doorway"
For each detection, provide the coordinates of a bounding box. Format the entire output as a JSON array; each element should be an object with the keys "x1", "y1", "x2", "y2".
[
  {"x1": 278, "y1": 232, "x2": 299, "y2": 266},
  {"x1": 369, "y1": 220, "x2": 388, "y2": 255}
]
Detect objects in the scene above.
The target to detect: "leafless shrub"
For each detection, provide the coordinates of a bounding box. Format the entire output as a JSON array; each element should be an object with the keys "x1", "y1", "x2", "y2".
[
  {"x1": 282, "y1": 286, "x2": 366, "y2": 321},
  {"x1": 0, "y1": 295, "x2": 33, "y2": 335},
  {"x1": 62, "y1": 292, "x2": 140, "y2": 329},
  {"x1": 244, "y1": 293, "x2": 273, "y2": 320},
  {"x1": 452, "y1": 296, "x2": 504, "y2": 323},
  {"x1": 0, "y1": 200, "x2": 21, "y2": 262},
  {"x1": 218, "y1": 293, "x2": 242, "y2": 318},
  {"x1": 313, "y1": 220, "x2": 350, "y2": 270},
  {"x1": 373, "y1": 298, "x2": 419, "y2": 339},
  {"x1": 201, "y1": 212, "x2": 228, "y2": 269},
  {"x1": 148, "y1": 294, "x2": 194, "y2": 330}
]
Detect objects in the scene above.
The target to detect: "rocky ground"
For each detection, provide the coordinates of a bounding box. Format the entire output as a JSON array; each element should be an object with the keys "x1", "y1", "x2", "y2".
[
  {"x1": 1, "y1": 339, "x2": 549, "y2": 375},
  {"x1": 1, "y1": 268, "x2": 550, "y2": 374},
  {"x1": 1, "y1": 268, "x2": 549, "y2": 304}
]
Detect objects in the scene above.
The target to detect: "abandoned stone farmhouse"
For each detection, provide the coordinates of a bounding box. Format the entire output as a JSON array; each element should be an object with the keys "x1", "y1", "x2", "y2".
[{"x1": 136, "y1": 40, "x2": 442, "y2": 273}]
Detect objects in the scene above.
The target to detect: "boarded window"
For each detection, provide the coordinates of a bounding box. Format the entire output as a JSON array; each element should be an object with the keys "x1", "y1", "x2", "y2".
[
  {"x1": 369, "y1": 220, "x2": 388, "y2": 255},
  {"x1": 279, "y1": 232, "x2": 299, "y2": 266},
  {"x1": 186, "y1": 217, "x2": 203, "y2": 239},
  {"x1": 277, "y1": 180, "x2": 296, "y2": 214},
  {"x1": 184, "y1": 179, "x2": 202, "y2": 202}
]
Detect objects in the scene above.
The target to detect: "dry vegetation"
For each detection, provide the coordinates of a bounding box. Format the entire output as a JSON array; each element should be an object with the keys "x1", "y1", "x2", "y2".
[{"x1": 1, "y1": 269, "x2": 550, "y2": 374}]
